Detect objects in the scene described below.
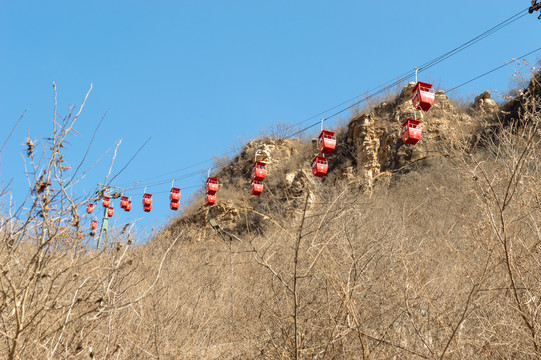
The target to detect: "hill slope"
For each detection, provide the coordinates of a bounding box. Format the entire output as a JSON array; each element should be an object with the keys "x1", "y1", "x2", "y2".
[
  {"x1": 1, "y1": 71, "x2": 540, "y2": 359},
  {"x1": 149, "y1": 72, "x2": 541, "y2": 359}
]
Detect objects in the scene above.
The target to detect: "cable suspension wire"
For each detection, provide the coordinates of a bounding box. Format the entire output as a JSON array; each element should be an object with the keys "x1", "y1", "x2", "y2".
[
  {"x1": 114, "y1": 6, "x2": 533, "y2": 195},
  {"x1": 289, "y1": 45, "x2": 541, "y2": 138},
  {"x1": 415, "y1": 8, "x2": 529, "y2": 72},
  {"x1": 288, "y1": 8, "x2": 531, "y2": 138},
  {"x1": 280, "y1": 6, "x2": 530, "y2": 137},
  {"x1": 125, "y1": 168, "x2": 209, "y2": 191},
  {"x1": 446, "y1": 46, "x2": 541, "y2": 93},
  {"x1": 124, "y1": 184, "x2": 200, "y2": 196},
  {"x1": 106, "y1": 136, "x2": 151, "y2": 186},
  {"x1": 122, "y1": 45, "x2": 541, "y2": 199}
]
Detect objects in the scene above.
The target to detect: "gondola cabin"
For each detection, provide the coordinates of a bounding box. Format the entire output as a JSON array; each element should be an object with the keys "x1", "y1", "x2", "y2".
[
  {"x1": 412, "y1": 82, "x2": 435, "y2": 112},
  {"x1": 251, "y1": 161, "x2": 267, "y2": 182},
  {"x1": 90, "y1": 220, "x2": 97, "y2": 230},
  {"x1": 170, "y1": 187, "x2": 181, "y2": 202},
  {"x1": 143, "y1": 193, "x2": 152, "y2": 212},
  {"x1": 401, "y1": 119, "x2": 422, "y2": 145},
  {"x1": 86, "y1": 203, "x2": 94, "y2": 214},
  {"x1": 312, "y1": 156, "x2": 329, "y2": 178},
  {"x1": 206, "y1": 177, "x2": 219, "y2": 195},
  {"x1": 120, "y1": 196, "x2": 129, "y2": 209},
  {"x1": 102, "y1": 196, "x2": 110, "y2": 208},
  {"x1": 170, "y1": 201, "x2": 180, "y2": 211},
  {"x1": 107, "y1": 207, "x2": 114, "y2": 217},
  {"x1": 124, "y1": 201, "x2": 132, "y2": 212},
  {"x1": 317, "y1": 130, "x2": 336, "y2": 155},
  {"x1": 250, "y1": 180, "x2": 264, "y2": 196},
  {"x1": 205, "y1": 194, "x2": 216, "y2": 206}
]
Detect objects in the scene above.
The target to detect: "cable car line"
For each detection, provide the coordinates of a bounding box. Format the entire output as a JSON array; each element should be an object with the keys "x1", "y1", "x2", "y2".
[
  {"x1": 288, "y1": 44, "x2": 541, "y2": 138},
  {"x1": 92, "y1": 42, "x2": 541, "y2": 219},
  {"x1": 116, "y1": 155, "x2": 220, "y2": 187},
  {"x1": 130, "y1": 6, "x2": 531, "y2": 189},
  {"x1": 415, "y1": 8, "x2": 528, "y2": 73},
  {"x1": 124, "y1": 168, "x2": 209, "y2": 191},
  {"x1": 111, "y1": 6, "x2": 534, "y2": 199},
  {"x1": 106, "y1": 136, "x2": 151, "y2": 187},
  {"x1": 117, "y1": 42, "x2": 540, "y2": 200},
  {"x1": 280, "y1": 6, "x2": 529, "y2": 137},
  {"x1": 446, "y1": 46, "x2": 541, "y2": 93}
]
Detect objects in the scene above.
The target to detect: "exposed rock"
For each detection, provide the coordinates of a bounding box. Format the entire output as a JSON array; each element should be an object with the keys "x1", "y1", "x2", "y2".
[
  {"x1": 255, "y1": 144, "x2": 274, "y2": 162},
  {"x1": 190, "y1": 201, "x2": 240, "y2": 229},
  {"x1": 398, "y1": 82, "x2": 416, "y2": 101},
  {"x1": 241, "y1": 138, "x2": 300, "y2": 166},
  {"x1": 284, "y1": 169, "x2": 314, "y2": 198},
  {"x1": 166, "y1": 74, "x2": 539, "y2": 238},
  {"x1": 347, "y1": 114, "x2": 381, "y2": 185},
  {"x1": 474, "y1": 90, "x2": 498, "y2": 114},
  {"x1": 345, "y1": 82, "x2": 474, "y2": 185},
  {"x1": 341, "y1": 166, "x2": 355, "y2": 180},
  {"x1": 502, "y1": 72, "x2": 541, "y2": 121}
]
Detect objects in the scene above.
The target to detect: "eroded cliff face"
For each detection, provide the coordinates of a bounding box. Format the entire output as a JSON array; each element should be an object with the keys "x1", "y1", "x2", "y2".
[
  {"x1": 169, "y1": 74, "x2": 541, "y2": 232},
  {"x1": 345, "y1": 82, "x2": 497, "y2": 185}
]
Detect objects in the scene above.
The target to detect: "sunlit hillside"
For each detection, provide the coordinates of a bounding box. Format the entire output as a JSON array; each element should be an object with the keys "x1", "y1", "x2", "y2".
[{"x1": 1, "y1": 69, "x2": 540, "y2": 359}]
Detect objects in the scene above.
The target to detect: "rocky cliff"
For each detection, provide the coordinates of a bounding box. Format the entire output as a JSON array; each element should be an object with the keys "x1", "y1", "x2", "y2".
[{"x1": 169, "y1": 72, "x2": 540, "y2": 234}]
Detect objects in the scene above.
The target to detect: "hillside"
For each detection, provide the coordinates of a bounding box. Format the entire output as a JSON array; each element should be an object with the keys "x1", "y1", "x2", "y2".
[
  {"x1": 168, "y1": 79, "x2": 506, "y2": 235},
  {"x1": 1, "y1": 71, "x2": 540, "y2": 359}
]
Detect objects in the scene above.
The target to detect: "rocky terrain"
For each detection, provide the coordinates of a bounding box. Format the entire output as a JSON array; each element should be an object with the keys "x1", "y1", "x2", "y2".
[{"x1": 172, "y1": 78, "x2": 507, "y2": 234}]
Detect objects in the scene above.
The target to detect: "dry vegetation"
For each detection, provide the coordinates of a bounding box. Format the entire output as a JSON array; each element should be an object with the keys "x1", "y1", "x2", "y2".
[{"x1": 1, "y1": 73, "x2": 540, "y2": 359}]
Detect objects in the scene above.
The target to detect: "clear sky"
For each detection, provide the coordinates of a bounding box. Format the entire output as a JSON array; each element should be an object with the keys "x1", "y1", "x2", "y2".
[{"x1": 1, "y1": 1, "x2": 540, "y2": 236}]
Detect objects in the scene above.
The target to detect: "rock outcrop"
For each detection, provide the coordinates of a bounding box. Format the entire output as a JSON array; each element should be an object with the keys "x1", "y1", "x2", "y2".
[
  {"x1": 170, "y1": 76, "x2": 539, "y2": 232},
  {"x1": 474, "y1": 90, "x2": 498, "y2": 114},
  {"x1": 345, "y1": 82, "x2": 489, "y2": 186}
]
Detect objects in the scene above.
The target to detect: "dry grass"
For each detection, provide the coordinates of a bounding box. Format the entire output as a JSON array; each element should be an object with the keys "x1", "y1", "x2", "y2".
[{"x1": 1, "y1": 74, "x2": 540, "y2": 359}]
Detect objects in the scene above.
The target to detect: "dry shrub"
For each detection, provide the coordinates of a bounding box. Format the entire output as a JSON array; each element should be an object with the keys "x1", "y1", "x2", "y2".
[{"x1": 1, "y1": 73, "x2": 540, "y2": 359}]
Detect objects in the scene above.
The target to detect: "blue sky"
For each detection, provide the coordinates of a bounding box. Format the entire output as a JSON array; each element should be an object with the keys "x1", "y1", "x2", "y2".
[{"x1": 1, "y1": 1, "x2": 540, "y2": 235}]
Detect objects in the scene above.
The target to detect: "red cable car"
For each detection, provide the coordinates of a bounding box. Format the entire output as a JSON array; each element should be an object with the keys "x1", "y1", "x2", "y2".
[
  {"x1": 124, "y1": 201, "x2": 132, "y2": 212},
  {"x1": 401, "y1": 119, "x2": 422, "y2": 145},
  {"x1": 170, "y1": 187, "x2": 181, "y2": 211},
  {"x1": 205, "y1": 194, "x2": 216, "y2": 206},
  {"x1": 412, "y1": 82, "x2": 435, "y2": 112},
  {"x1": 251, "y1": 161, "x2": 267, "y2": 182},
  {"x1": 102, "y1": 196, "x2": 110, "y2": 208},
  {"x1": 107, "y1": 207, "x2": 114, "y2": 217},
  {"x1": 86, "y1": 203, "x2": 94, "y2": 214},
  {"x1": 142, "y1": 193, "x2": 152, "y2": 212},
  {"x1": 317, "y1": 130, "x2": 336, "y2": 155},
  {"x1": 170, "y1": 187, "x2": 181, "y2": 202},
  {"x1": 206, "y1": 177, "x2": 219, "y2": 195},
  {"x1": 90, "y1": 220, "x2": 97, "y2": 230},
  {"x1": 120, "y1": 196, "x2": 129, "y2": 209},
  {"x1": 250, "y1": 180, "x2": 264, "y2": 196},
  {"x1": 312, "y1": 156, "x2": 329, "y2": 178}
]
